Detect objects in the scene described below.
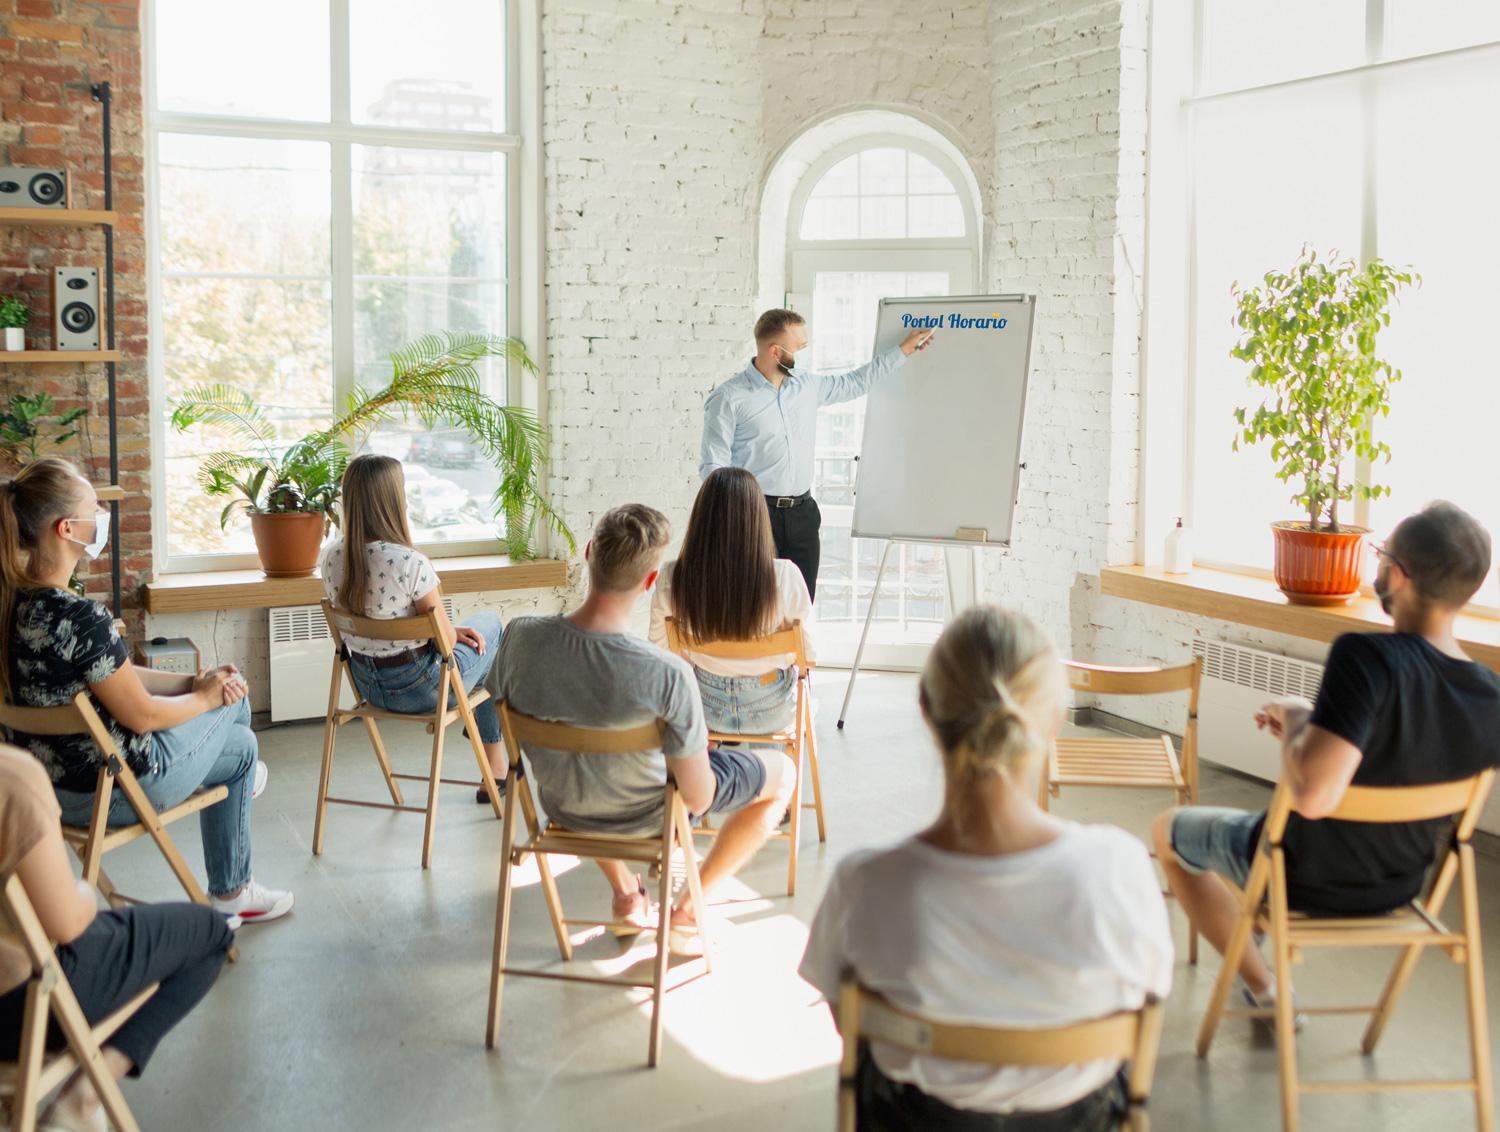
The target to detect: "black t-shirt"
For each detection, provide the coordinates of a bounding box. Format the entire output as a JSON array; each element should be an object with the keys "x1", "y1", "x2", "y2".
[
  {"x1": 1275, "y1": 632, "x2": 1500, "y2": 915},
  {"x1": 5, "y1": 587, "x2": 154, "y2": 792}
]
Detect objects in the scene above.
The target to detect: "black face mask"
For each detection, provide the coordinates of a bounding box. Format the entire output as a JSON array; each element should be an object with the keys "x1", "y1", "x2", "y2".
[{"x1": 776, "y1": 348, "x2": 797, "y2": 375}]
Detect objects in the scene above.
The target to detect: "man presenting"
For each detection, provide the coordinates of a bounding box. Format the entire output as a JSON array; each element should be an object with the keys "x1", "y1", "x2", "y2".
[{"x1": 699, "y1": 308, "x2": 933, "y2": 600}]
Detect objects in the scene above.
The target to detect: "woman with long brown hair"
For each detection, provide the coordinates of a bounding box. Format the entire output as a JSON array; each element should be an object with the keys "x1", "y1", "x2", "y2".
[
  {"x1": 319, "y1": 453, "x2": 506, "y2": 796},
  {"x1": 0, "y1": 458, "x2": 291, "y2": 923},
  {"x1": 798, "y1": 606, "x2": 1172, "y2": 1131},
  {"x1": 649, "y1": 466, "x2": 814, "y2": 736}
]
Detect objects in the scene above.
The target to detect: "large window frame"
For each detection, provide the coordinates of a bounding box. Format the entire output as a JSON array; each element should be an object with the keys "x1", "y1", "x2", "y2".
[
  {"x1": 145, "y1": 0, "x2": 536, "y2": 574},
  {"x1": 1141, "y1": 0, "x2": 1500, "y2": 613}
]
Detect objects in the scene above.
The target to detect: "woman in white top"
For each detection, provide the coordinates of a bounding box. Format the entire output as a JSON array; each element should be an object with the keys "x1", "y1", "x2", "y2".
[
  {"x1": 649, "y1": 467, "x2": 813, "y2": 736},
  {"x1": 320, "y1": 454, "x2": 505, "y2": 799},
  {"x1": 798, "y1": 605, "x2": 1172, "y2": 1131}
]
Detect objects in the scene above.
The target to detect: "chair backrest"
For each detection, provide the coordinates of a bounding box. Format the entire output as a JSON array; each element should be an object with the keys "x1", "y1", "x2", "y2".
[
  {"x1": 0, "y1": 872, "x2": 53, "y2": 979},
  {"x1": 497, "y1": 700, "x2": 665, "y2": 759},
  {"x1": 838, "y1": 979, "x2": 1163, "y2": 1117},
  {"x1": 662, "y1": 616, "x2": 808, "y2": 668},
  {"x1": 0, "y1": 692, "x2": 123, "y2": 764},
  {"x1": 1262, "y1": 768, "x2": 1497, "y2": 845},
  {"x1": 321, "y1": 600, "x2": 452, "y2": 658},
  {"x1": 1064, "y1": 658, "x2": 1201, "y2": 704}
]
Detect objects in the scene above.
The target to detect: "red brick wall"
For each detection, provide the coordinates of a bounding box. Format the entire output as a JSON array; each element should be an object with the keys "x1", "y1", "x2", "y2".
[{"x1": 0, "y1": 0, "x2": 146, "y2": 632}]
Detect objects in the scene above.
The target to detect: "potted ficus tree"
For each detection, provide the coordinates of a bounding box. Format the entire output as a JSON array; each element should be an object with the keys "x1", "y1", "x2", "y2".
[
  {"x1": 171, "y1": 332, "x2": 572, "y2": 578},
  {"x1": 1231, "y1": 247, "x2": 1417, "y2": 605},
  {"x1": 0, "y1": 295, "x2": 29, "y2": 351}
]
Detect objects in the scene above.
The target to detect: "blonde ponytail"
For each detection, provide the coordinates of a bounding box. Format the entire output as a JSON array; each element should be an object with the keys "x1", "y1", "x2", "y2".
[{"x1": 0, "y1": 458, "x2": 88, "y2": 699}]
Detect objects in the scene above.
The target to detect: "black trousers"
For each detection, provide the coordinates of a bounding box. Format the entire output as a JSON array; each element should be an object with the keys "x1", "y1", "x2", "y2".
[
  {"x1": 766, "y1": 494, "x2": 822, "y2": 600},
  {"x1": 0, "y1": 903, "x2": 233, "y2": 1076},
  {"x1": 855, "y1": 1045, "x2": 1127, "y2": 1132}
]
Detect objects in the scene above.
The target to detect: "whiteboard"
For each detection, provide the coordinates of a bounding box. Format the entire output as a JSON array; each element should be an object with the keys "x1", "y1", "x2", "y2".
[{"x1": 850, "y1": 294, "x2": 1036, "y2": 546}]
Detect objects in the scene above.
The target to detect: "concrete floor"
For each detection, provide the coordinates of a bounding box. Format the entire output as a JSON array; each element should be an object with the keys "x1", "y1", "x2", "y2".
[{"x1": 101, "y1": 670, "x2": 1500, "y2": 1131}]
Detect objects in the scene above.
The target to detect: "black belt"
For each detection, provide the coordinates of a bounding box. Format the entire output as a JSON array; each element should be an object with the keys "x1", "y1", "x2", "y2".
[
  {"x1": 352, "y1": 644, "x2": 434, "y2": 670},
  {"x1": 765, "y1": 491, "x2": 812, "y2": 509}
]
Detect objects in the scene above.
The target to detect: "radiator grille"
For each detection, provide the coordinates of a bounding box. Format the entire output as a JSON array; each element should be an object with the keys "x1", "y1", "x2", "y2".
[
  {"x1": 269, "y1": 598, "x2": 457, "y2": 645},
  {"x1": 1192, "y1": 638, "x2": 1324, "y2": 700}
]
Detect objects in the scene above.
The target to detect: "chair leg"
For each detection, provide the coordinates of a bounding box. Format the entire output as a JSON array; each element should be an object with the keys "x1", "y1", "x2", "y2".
[
  {"x1": 514, "y1": 782, "x2": 571, "y2": 961},
  {"x1": 1179, "y1": 787, "x2": 1199, "y2": 966},
  {"x1": 114, "y1": 772, "x2": 210, "y2": 906},
  {"x1": 361, "y1": 717, "x2": 405, "y2": 807},
  {"x1": 803, "y1": 689, "x2": 827, "y2": 843},
  {"x1": 648, "y1": 818, "x2": 675, "y2": 1068},
  {"x1": 1363, "y1": 851, "x2": 1458, "y2": 1054},
  {"x1": 94, "y1": 865, "x2": 124, "y2": 909},
  {"x1": 420, "y1": 670, "x2": 450, "y2": 870},
  {"x1": 1269, "y1": 855, "x2": 1300, "y2": 1132},
  {"x1": 49, "y1": 984, "x2": 141, "y2": 1132},
  {"x1": 675, "y1": 802, "x2": 712, "y2": 975},
  {"x1": 785, "y1": 735, "x2": 802, "y2": 898},
  {"x1": 1197, "y1": 854, "x2": 1268, "y2": 1057},
  {"x1": 313, "y1": 708, "x2": 339, "y2": 857},
  {"x1": 454, "y1": 690, "x2": 502, "y2": 819},
  {"x1": 1459, "y1": 845, "x2": 1495, "y2": 1132},
  {"x1": 12, "y1": 981, "x2": 49, "y2": 1132},
  {"x1": 486, "y1": 770, "x2": 521, "y2": 1051}
]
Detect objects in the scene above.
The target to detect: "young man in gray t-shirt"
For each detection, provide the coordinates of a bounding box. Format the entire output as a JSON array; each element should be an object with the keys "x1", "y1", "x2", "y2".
[{"x1": 493, "y1": 503, "x2": 795, "y2": 944}]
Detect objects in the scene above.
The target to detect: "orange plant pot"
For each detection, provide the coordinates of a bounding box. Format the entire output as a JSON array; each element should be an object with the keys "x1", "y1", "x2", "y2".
[
  {"x1": 1270, "y1": 522, "x2": 1368, "y2": 606},
  {"x1": 249, "y1": 512, "x2": 326, "y2": 578}
]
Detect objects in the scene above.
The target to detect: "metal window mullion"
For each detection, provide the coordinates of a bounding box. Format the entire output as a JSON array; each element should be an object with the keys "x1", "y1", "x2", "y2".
[
  {"x1": 1354, "y1": 0, "x2": 1384, "y2": 529},
  {"x1": 331, "y1": 138, "x2": 355, "y2": 411},
  {"x1": 151, "y1": 111, "x2": 520, "y2": 153}
]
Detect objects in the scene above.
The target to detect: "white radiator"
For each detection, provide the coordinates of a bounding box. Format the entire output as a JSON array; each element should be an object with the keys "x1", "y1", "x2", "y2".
[
  {"x1": 1193, "y1": 638, "x2": 1500, "y2": 835},
  {"x1": 268, "y1": 599, "x2": 456, "y2": 723}
]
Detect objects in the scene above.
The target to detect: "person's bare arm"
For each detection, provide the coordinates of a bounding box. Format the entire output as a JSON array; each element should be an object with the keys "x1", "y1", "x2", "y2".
[
  {"x1": 412, "y1": 586, "x2": 463, "y2": 653},
  {"x1": 135, "y1": 667, "x2": 193, "y2": 696},
  {"x1": 669, "y1": 748, "x2": 716, "y2": 816},
  {"x1": 15, "y1": 826, "x2": 96, "y2": 945},
  {"x1": 91, "y1": 662, "x2": 230, "y2": 735},
  {"x1": 1258, "y1": 697, "x2": 1363, "y2": 819}
]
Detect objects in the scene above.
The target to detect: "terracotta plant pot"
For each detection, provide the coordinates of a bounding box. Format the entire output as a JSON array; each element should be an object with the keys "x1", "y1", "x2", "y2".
[
  {"x1": 249, "y1": 512, "x2": 326, "y2": 578},
  {"x1": 1270, "y1": 521, "x2": 1369, "y2": 606}
]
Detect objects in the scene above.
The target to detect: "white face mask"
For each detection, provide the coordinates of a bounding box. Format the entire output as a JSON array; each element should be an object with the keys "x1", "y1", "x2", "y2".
[{"x1": 65, "y1": 509, "x2": 111, "y2": 559}]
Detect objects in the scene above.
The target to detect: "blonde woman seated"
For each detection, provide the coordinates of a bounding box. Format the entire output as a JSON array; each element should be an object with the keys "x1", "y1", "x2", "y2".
[
  {"x1": 799, "y1": 606, "x2": 1172, "y2": 1132},
  {"x1": 648, "y1": 466, "x2": 813, "y2": 736}
]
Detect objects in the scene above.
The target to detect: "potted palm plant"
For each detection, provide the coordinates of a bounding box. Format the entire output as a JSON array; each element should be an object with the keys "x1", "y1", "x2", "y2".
[
  {"x1": 1231, "y1": 248, "x2": 1417, "y2": 605},
  {"x1": 171, "y1": 332, "x2": 572, "y2": 578},
  {"x1": 0, "y1": 295, "x2": 29, "y2": 351}
]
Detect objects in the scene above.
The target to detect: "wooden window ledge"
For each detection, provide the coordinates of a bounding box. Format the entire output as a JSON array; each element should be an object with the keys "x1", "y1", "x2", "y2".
[
  {"x1": 1100, "y1": 565, "x2": 1500, "y2": 674},
  {"x1": 144, "y1": 555, "x2": 569, "y2": 615}
]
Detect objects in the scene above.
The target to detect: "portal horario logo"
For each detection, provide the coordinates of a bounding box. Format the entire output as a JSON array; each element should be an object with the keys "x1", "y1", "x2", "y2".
[{"x1": 901, "y1": 311, "x2": 1008, "y2": 330}]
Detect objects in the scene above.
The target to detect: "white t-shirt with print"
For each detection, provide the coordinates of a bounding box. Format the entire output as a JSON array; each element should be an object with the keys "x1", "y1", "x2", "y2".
[
  {"x1": 319, "y1": 538, "x2": 440, "y2": 657},
  {"x1": 798, "y1": 822, "x2": 1173, "y2": 1115},
  {"x1": 648, "y1": 557, "x2": 815, "y2": 676}
]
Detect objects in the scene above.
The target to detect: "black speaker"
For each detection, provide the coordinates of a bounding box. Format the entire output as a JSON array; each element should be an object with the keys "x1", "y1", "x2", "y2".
[
  {"x1": 51, "y1": 267, "x2": 100, "y2": 351},
  {"x1": 0, "y1": 166, "x2": 69, "y2": 209}
]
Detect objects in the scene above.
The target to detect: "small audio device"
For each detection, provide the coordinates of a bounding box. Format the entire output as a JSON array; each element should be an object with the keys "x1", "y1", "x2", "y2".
[
  {"x1": 0, "y1": 166, "x2": 69, "y2": 208},
  {"x1": 51, "y1": 266, "x2": 101, "y2": 351}
]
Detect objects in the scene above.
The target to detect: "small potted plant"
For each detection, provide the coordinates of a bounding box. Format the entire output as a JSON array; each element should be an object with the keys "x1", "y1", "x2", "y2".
[
  {"x1": 0, "y1": 392, "x2": 87, "y2": 472},
  {"x1": 172, "y1": 332, "x2": 572, "y2": 577},
  {"x1": 0, "y1": 295, "x2": 29, "y2": 351},
  {"x1": 1232, "y1": 248, "x2": 1417, "y2": 605}
]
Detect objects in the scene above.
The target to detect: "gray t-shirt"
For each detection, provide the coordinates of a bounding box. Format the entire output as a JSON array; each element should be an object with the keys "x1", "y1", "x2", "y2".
[{"x1": 493, "y1": 614, "x2": 708, "y2": 836}]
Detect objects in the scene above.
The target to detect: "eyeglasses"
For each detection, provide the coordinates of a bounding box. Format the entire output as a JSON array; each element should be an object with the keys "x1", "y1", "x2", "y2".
[{"x1": 1372, "y1": 542, "x2": 1408, "y2": 576}]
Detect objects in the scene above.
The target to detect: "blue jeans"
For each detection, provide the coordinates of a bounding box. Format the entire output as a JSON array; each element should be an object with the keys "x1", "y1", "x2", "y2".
[
  {"x1": 695, "y1": 667, "x2": 796, "y2": 735},
  {"x1": 346, "y1": 610, "x2": 503, "y2": 745},
  {"x1": 1169, "y1": 806, "x2": 1263, "y2": 890},
  {"x1": 56, "y1": 697, "x2": 258, "y2": 898}
]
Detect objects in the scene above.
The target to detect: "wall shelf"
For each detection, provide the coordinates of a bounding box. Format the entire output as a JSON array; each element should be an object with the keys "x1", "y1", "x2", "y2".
[
  {"x1": 0, "y1": 349, "x2": 121, "y2": 363},
  {"x1": 0, "y1": 207, "x2": 117, "y2": 228}
]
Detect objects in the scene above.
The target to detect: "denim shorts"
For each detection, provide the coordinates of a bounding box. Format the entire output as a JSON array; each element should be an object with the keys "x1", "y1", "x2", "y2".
[
  {"x1": 1169, "y1": 806, "x2": 1264, "y2": 889},
  {"x1": 695, "y1": 667, "x2": 796, "y2": 736},
  {"x1": 701, "y1": 744, "x2": 768, "y2": 817}
]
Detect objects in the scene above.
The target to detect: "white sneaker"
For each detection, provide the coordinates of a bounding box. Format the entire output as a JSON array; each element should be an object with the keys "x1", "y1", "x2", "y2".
[
  {"x1": 1238, "y1": 978, "x2": 1307, "y2": 1032},
  {"x1": 211, "y1": 878, "x2": 293, "y2": 924},
  {"x1": 251, "y1": 760, "x2": 268, "y2": 799}
]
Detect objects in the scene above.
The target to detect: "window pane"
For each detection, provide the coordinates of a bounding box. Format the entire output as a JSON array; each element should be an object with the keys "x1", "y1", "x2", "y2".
[
  {"x1": 351, "y1": 0, "x2": 505, "y2": 132},
  {"x1": 159, "y1": 136, "x2": 333, "y2": 558},
  {"x1": 809, "y1": 155, "x2": 859, "y2": 198},
  {"x1": 1369, "y1": 58, "x2": 1500, "y2": 601},
  {"x1": 859, "y1": 148, "x2": 906, "y2": 195},
  {"x1": 908, "y1": 153, "x2": 955, "y2": 195},
  {"x1": 858, "y1": 196, "x2": 905, "y2": 239},
  {"x1": 800, "y1": 196, "x2": 859, "y2": 240},
  {"x1": 353, "y1": 146, "x2": 507, "y2": 542},
  {"x1": 1384, "y1": 2, "x2": 1500, "y2": 61},
  {"x1": 908, "y1": 195, "x2": 963, "y2": 238},
  {"x1": 154, "y1": 0, "x2": 330, "y2": 120},
  {"x1": 1200, "y1": 0, "x2": 1365, "y2": 94},
  {"x1": 1190, "y1": 86, "x2": 1362, "y2": 567}
]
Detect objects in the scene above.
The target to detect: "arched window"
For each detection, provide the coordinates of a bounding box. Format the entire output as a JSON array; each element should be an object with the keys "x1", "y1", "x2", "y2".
[{"x1": 763, "y1": 121, "x2": 982, "y2": 664}]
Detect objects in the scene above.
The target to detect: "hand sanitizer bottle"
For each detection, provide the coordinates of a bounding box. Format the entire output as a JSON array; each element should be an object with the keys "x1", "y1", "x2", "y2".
[{"x1": 1165, "y1": 518, "x2": 1193, "y2": 574}]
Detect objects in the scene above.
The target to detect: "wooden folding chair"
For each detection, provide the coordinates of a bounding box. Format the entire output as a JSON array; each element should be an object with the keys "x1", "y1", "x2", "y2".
[
  {"x1": 1197, "y1": 769, "x2": 1497, "y2": 1132},
  {"x1": 1040, "y1": 658, "x2": 1202, "y2": 961},
  {"x1": 837, "y1": 977, "x2": 1164, "y2": 1132},
  {"x1": 486, "y1": 701, "x2": 711, "y2": 1068},
  {"x1": 0, "y1": 873, "x2": 156, "y2": 1132},
  {"x1": 663, "y1": 617, "x2": 823, "y2": 896},
  {"x1": 0, "y1": 694, "x2": 228, "y2": 914},
  {"x1": 313, "y1": 601, "x2": 504, "y2": 870}
]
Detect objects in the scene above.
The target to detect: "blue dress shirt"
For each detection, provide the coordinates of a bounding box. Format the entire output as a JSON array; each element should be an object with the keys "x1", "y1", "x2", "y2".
[{"x1": 698, "y1": 347, "x2": 906, "y2": 497}]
